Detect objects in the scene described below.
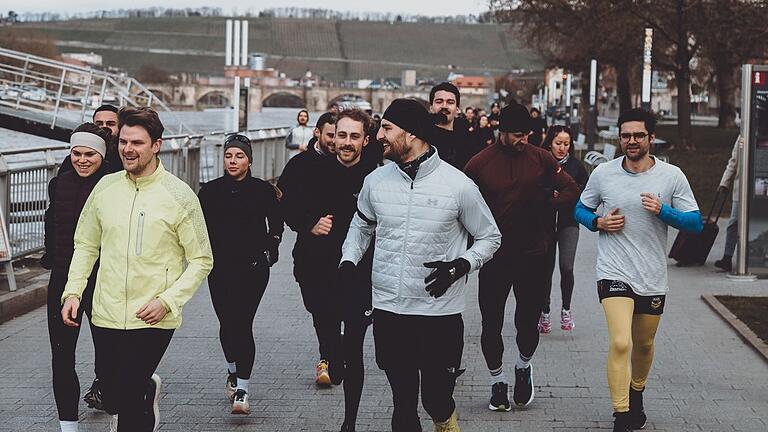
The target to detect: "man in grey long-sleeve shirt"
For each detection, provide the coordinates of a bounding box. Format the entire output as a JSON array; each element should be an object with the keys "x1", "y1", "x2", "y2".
[{"x1": 339, "y1": 99, "x2": 500, "y2": 432}]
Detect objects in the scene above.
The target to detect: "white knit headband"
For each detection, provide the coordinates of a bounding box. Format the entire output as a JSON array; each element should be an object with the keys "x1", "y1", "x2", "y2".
[{"x1": 70, "y1": 132, "x2": 106, "y2": 158}]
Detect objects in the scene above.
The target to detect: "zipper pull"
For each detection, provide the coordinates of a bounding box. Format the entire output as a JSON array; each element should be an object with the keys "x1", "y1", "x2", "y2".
[{"x1": 410, "y1": 181, "x2": 414, "y2": 190}]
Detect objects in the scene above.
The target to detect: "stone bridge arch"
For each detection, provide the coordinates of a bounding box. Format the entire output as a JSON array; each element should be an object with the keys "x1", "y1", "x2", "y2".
[
  {"x1": 262, "y1": 91, "x2": 306, "y2": 108},
  {"x1": 196, "y1": 90, "x2": 231, "y2": 109}
]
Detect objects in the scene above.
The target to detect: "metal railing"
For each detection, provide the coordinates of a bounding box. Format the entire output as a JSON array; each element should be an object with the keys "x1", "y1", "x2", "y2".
[
  {"x1": 0, "y1": 126, "x2": 290, "y2": 275},
  {"x1": 0, "y1": 47, "x2": 190, "y2": 133}
]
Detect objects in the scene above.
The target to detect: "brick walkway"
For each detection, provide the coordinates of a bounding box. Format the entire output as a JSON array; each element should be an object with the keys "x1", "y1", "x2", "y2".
[{"x1": 1, "y1": 226, "x2": 766, "y2": 431}]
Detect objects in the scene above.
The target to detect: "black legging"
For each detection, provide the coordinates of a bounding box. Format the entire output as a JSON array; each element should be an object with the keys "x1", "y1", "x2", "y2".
[
  {"x1": 46, "y1": 272, "x2": 95, "y2": 421},
  {"x1": 208, "y1": 265, "x2": 269, "y2": 380},
  {"x1": 338, "y1": 315, "x2": 368, "y2": 428},
  {"x1": 478, "y1": 252, "x2": 548, "y2": 370}
]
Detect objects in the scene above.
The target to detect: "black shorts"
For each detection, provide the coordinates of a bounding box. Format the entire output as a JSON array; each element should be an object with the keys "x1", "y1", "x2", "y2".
[
  {"x1": 372, "y1": 309, "x2": 464, "y2": 371},
  {"x1": 597, "y1": 279, "x2": 666, "y2": 315}
]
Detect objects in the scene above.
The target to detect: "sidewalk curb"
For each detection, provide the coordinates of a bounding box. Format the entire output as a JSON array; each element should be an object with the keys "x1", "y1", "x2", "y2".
[
  {"x1": 702, "y1": 294, "x2": 768, "y2": 363},
  {"x1": 0, "y1": 280, "x2": 48, "y2": 324}
]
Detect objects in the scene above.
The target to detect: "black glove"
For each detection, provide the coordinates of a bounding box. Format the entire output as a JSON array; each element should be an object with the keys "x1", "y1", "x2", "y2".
[
  {"x1": 337, "y1": 261, "x2": 357, "y2": 294},
  {"x1": 423, "y1": 258, "x2": 471, "y2": 298}
]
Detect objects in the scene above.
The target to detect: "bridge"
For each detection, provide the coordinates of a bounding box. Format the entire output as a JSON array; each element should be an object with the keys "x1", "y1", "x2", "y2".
[{"x1": 145, "y1": 82, "x2": 492, "y2": 113}]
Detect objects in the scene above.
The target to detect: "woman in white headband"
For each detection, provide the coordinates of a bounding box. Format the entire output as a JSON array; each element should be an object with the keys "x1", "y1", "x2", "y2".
[{"x1": 42, "y1": 123, "x2": 111, "y2": 432}]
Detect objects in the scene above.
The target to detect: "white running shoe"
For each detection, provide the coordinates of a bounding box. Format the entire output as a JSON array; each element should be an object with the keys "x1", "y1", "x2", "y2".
[{"x1": 231, "y1": 389, "x2": 251, "y2": 415}]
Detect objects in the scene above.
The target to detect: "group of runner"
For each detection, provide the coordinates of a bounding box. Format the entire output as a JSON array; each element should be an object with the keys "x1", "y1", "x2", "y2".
[{"x1": 44, "y1": 81, "x2": 703, "y2": 432}]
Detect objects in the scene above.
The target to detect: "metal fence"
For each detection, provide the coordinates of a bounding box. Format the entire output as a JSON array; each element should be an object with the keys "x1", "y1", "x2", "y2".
[{"x1": 0, "y1": 126, "x2": 290, "y2": 278}]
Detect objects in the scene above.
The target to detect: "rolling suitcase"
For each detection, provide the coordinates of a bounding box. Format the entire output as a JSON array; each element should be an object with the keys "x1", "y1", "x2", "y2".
[{"x1": 668, "y1": 189, "x2": 728, "y2": 266}]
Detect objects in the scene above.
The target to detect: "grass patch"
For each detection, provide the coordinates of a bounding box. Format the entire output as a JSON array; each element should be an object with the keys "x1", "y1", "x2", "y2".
[
  {"x1": 715, "y1": 295, "x2": 768, "y2": 344},
  {"x1": 655, "y1": 125, "x2": 739, "y2": 217}
]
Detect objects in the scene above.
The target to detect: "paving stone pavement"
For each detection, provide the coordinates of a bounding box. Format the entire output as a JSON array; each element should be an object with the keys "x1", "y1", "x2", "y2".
[{"x1": 1, "y1": 223, "x2": 767, "y2": 432}]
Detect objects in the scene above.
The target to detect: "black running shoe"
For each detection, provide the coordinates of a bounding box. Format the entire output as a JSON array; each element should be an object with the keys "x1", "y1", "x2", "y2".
[
  {"x1": 512, "y1": 365, "x2": 534, "y2": 407},
  {"x1": 488, "y1": 381, "x2": 511, "y2": 411},
  {"x1": 613, "y1": 411, "x2": 632, "y2": 432},
  {"x1": 629, "y1": 387, "x2": 647, "y2": 429},
  {"x1": 339, "y1": 421, "x2": 355, "y2": 432},
  {"x1": 83, "y1": 378, "x2": 104, "y2": 411},
  {"x1": 714, "y1": 257, "x2": 732, "y2": 272}
]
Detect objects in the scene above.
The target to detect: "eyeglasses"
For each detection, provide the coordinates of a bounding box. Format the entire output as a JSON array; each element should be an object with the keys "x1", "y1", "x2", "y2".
[
  {"x1": 620, "y1": 132, "x2": 649, "y2": 141},
  {"x1": 225, "y1": 134, "x2": 250, "y2": 145}
]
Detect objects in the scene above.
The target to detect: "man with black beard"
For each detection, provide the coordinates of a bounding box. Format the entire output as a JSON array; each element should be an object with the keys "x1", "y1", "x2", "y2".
[
  {"x1": 427, "y1": 82, "x2": 473, "y2": 169},
  {"x1": 340, "y1": 98, "x2": 500, "y2": 431}
]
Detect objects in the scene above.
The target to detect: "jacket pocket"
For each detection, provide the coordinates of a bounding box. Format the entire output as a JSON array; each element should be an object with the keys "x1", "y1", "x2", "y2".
[{"x1": 135, "y1": 211, "x2": 145, "y2": 256}]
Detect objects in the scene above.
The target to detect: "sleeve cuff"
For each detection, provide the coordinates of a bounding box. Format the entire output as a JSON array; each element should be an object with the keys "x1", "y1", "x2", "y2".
[{"x1": 156, "y1": 294, "x2": 179, "y2": 317}]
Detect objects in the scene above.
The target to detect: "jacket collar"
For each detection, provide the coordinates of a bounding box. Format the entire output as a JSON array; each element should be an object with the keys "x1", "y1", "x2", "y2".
[
  {"x1": 395, "y1": 146, "x2": 441, "y2": 182},
  {"x1": 124, "y1": 158, "x2": 165, "y2": 188}
]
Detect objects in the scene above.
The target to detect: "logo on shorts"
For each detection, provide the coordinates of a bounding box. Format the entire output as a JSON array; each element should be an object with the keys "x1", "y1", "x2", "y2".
[
  {"x1": 608, "y1": 281, "x2": 628, "y2": 292},
  {"x1": 650, "y1": 297, "x2": 662, "y2": 309}
]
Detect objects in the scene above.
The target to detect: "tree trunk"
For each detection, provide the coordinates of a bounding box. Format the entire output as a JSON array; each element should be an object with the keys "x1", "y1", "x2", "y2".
[
  {"x1": 715, "y1": 60, "x2": 738, "y2": 129},
  {"x1": 675, "y1": 68, "x2": 693, "y2": 149},
  {"x1": 615, "y1": 62, "x2": 633, "y2": 114}
]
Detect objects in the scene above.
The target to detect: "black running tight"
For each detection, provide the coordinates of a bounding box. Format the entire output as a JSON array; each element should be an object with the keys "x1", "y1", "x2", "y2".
[{"x1": 208, "y1": 265, "x2": 269, "y2": 380}]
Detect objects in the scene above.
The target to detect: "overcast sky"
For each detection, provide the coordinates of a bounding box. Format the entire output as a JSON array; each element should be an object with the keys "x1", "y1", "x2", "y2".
[{"x1": 10, "y1": 1, "x2": 490, "y2": 16}]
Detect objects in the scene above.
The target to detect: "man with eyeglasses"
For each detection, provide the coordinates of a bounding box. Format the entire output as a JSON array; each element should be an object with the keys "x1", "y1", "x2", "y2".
[
  {"x1": 574, "y1": 108, "x2": 702, "y2": 431},
  {"x1": 464, "y1": 103, "x2": 580, "y2": 412}
]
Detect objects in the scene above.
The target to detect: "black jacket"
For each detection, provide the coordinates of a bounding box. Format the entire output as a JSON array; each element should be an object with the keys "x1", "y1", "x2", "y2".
[
  {"x1": 280, "y1": 154, "x2": 376, "y2": 271},
  {"x1": 198, "y1": 174, "x2": 283, "y2": 270},
  {"x1": 430, "y1": 117, "x2": 472, "y2": 169},
  {"x1": 43, "y1": 165, "x2": 108, "y2": 302},
  {"x1": 556, "y1": 155, "x2": 589, "y2": 229}
]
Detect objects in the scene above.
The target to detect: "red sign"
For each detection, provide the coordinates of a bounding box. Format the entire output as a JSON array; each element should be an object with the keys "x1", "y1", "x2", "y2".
[{"x1": 755, "y1": 71, "x2": 766, "y2": 86}]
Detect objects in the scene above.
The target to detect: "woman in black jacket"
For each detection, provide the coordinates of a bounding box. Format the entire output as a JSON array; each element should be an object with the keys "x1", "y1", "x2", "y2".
[
  {"x1": 539, "y1": 125, "x2": 589, "y2": 334},
  {"x1": 43, "y1": 123, "x2": 111, "y2": 432},
  {"x1": 197, "y1": 134, "x2": 283, "y2": 416}
]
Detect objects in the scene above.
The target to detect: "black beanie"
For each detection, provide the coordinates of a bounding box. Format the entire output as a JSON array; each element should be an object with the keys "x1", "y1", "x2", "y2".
[
  {"x1": 382, "y1": 99, "x2": 435, "y2": 142},
  {"x1": 499, "y1": 103, "x2": 532, "y2": 133},
  {"x1": 224, "y1": 134, "x2": 253, "y2": 163}
]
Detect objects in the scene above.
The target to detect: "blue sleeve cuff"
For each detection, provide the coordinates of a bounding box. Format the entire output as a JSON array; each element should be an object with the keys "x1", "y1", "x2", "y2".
[
  {"x1": 657, "y1": 204, "x2": 704, "y2": 233},
  {"x1": 574, "y1": 200, "x2": 599, "y2": 232}
]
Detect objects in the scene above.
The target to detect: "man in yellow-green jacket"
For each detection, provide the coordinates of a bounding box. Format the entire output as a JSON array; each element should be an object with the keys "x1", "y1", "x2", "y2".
[{"x1": 61, "y1": 107, "x2": 213, "y2": 432}]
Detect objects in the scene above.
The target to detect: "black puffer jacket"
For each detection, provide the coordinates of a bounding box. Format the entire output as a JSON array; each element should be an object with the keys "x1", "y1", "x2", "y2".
[
  {"x1": 198, "y1": 174, "x2": 284, "y2": 270},
  {"x1": 43, "y1": 165, "x2": 108, "y2": 298}
]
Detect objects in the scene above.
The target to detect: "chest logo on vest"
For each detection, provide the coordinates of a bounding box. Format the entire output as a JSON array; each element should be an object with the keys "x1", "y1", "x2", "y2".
[{"x1": 427, "y1": 198, "x2": 438, "y2": 206}]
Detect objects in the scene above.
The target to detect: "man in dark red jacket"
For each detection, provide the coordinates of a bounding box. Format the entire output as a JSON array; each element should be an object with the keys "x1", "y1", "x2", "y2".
[{"x1": 464, "y1": 102, "x2": 580, "y2": 412}]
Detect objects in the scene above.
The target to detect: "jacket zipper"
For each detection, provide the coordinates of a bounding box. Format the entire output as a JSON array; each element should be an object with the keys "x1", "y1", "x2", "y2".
[
  {"x1": 124, "y1": 185, "x2": 139, "y2": 329},
  {"x1": 136, "y1": 211, "x2": 146, "y2": 256},
  {"x1": 398, "y1": 180, "x2": 415, "y2": 305}
]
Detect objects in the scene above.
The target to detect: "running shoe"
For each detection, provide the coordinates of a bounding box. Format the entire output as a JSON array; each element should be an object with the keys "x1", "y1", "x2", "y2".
[
  {"x1": 316, "y1": 360, "x2": 331, "y2": 386},
  {"x1": 226, "y1": 373, "x2": 237, "y2": 401},
  {"x1": 560, "y1": 309, "x2": 575, "y2": 331},
  {"x1": 432, "y1": 409, "x2": 459, "y2": 432},
  {"x1": 629, "y1": 387, "x2": 647, "y2": 429},
  {"x1": 83, "y1": 378, "x2": 104, "y2": 410},
  {"x1": 231, "y1": 389, "x2": 250, "y2": 415},
  {"x1": 612, "y1": 411, "x2": 632, "y2": 432},
  {"x1": 108, "y1": 415, "x2": 118, "y2": 432},
  {"x1": 714, "y1": 257, "x2": 732, "y2": 272},
  {"x1": 512, "y1": 364, "x2": 534, "y2": 407},
  {"x1": 488, "y1": 381, "x2": 511, "y2": 412},
  {"x1": 537, "y1": 312, "x2": 551, "y2": 334},
  {"x1": 145, "y1": 374, "x2": 162, "y2": 432}
]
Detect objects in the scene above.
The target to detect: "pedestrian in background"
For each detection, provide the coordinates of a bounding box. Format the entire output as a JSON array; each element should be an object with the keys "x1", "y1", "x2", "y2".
[
  {"x1": 286, "y1": 109, "x2": 313, "y2": 159},
  {"x1": 538, "y1": 125, "x2": 588, "y2": 334}
]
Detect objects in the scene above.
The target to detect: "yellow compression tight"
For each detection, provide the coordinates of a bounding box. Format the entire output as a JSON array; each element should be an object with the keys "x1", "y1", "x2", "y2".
[{"x1": 602, "y1": 297, "x2": 661, "y2": 412}]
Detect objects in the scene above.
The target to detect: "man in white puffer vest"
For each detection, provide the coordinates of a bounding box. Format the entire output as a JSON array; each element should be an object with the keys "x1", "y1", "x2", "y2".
[{"x1": 339, "y1": 98, "x2": 501, "y2": 432}]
